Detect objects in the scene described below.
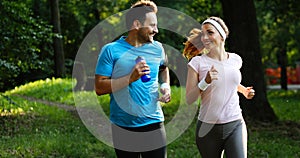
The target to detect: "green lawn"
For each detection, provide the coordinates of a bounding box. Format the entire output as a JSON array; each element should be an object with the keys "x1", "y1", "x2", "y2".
[{"x1": 0, "y1": 78, "x2": 299, "y2": 157}]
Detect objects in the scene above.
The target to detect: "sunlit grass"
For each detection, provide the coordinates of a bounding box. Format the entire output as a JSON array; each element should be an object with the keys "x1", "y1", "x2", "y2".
[{"x1": 8, "y1": 78, "x2": 74, "y2": 105}]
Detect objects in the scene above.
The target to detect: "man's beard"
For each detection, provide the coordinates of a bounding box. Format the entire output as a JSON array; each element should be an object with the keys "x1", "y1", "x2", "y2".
[{"x1": 138, "y1": 30, "x2": 154, "y2": 43}]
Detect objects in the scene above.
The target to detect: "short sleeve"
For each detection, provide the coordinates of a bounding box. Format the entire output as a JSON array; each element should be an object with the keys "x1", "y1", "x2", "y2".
[
  {"x1": 95, "y1": 44, "x2": 114, "y2": 77},
  {"x1": 187, "y1": 56, "x2": 201, "y2": 73},
  {"x1": 228, "y1": 53, "x2": 242, "y2": 69},
  {"x1": 157, "y1": 42, "x2": 166, "y2": 65},
  {"x1": 234, "y1": 53, "x2": 243, "y2": 69}
]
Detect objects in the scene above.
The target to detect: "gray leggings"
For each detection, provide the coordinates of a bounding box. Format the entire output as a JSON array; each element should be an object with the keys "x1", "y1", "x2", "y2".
[
  {"x1": 195, "y1": 119, "x2": 247, "y2": 158},
  {"x1": 112, "y1": 122, "x2": 167, "y2": 158}
]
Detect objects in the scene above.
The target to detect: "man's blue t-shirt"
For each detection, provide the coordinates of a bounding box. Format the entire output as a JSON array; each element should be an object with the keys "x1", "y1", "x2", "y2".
[{"x1": 95, "y1": 36, "x2": 166, "y2": 127}]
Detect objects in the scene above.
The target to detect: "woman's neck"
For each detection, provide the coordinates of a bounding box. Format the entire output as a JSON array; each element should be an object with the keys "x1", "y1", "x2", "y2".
[{"x1": 207, "y1": 47, "x2": 228, "y2": 61}]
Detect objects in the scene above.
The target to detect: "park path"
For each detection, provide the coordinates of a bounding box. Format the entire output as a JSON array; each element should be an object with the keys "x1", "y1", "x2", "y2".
[
  {"x1": 267, "y1": 84, "x2": 300, "y2": 90},
  {"x1": 14, "y1": 95, "x2": 77, "y2": 114}
]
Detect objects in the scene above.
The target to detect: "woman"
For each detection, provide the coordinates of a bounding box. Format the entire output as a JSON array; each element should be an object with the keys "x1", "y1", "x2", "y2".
[{"x1": 184, "y1": 16, "x2": 255, "y2": 158}]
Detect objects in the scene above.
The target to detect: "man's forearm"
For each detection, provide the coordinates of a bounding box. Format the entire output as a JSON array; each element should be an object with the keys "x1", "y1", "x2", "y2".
[
  {"x1": 159, "y1": 67, "x2": 170, "y2": 84},
  {"x1": 95, "y1": 74, "x2": 133, "y2": 95}
]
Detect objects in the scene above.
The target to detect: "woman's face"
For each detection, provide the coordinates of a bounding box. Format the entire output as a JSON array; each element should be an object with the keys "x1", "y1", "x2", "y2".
[{"x1": 201, "y1": 23, "x2": 223, "y2": 50}]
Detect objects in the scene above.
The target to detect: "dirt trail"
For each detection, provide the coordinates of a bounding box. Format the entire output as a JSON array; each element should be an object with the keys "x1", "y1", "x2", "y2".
[{"x1": 14, "y1": 95, "x2": 77, "y2": 113}]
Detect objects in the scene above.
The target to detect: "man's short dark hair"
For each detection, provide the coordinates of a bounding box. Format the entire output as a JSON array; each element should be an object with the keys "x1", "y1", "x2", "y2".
[{"x1": 125, "y1": 0, "x2": 157, "y2": 30}]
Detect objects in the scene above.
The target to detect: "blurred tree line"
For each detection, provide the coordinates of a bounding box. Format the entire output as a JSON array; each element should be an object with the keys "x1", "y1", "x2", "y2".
[
  {"x1": 1, "y1": 0, "x2": 300, "y2": 120},
  {"x1": 2, "y1": 0, "x2": 300, "y2": 91}
]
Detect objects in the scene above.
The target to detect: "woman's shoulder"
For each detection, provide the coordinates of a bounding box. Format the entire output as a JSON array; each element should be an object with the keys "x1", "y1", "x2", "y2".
[
  {"x1": 228, "y1": 52, "x2": 240, "y2": 57},
  {"x1": 229, "y1": 52, "x2": 242, "y2": 60},
  {"x1": 228, "y1": 52, "x2": 242, "y2": 68},
  {"x1": 188, "y1": 55, "x2": 204, "y2": 63},
  {"x1": 192, "y1": 54, "x2": 206, "y2": 60},
  {"x1": 188, "y1": 54, "x2": 209, "y2": 68}
]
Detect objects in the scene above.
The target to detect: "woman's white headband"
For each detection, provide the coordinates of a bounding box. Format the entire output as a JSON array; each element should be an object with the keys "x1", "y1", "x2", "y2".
[{"x1": 202, "y1": 19, "x2": 226, "y2": 40}]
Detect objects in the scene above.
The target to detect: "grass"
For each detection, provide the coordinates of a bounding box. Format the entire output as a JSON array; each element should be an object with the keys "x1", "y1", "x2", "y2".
[
  {"x1": 0, "y1": 78, "x2": 299, "y2": 157},
  {"x1": 268, "y1": 89, "x2": 300, "y2": 121},
  {"x1": 245, "y1": 89, "x2": 300, "y2": 158}
]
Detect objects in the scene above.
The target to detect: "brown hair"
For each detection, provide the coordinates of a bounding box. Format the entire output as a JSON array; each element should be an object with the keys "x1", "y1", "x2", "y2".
[
  {"x1": 125, "y1": 0, "x2": 158, "y2": 30},
  {"x1": 182, "y1": 28, "x2": 205, "y2": 61},
  {"x1": 183, "y1": 16, "x2": 229, "y2": 60}
]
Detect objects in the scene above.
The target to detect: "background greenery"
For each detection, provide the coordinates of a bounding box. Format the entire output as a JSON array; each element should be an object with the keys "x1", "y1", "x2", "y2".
[
  {"x1": 1, "y1": 0, "x2": 300, "y2": 91},
  {"x1": 0, "y1": 78, "x2": 299, "y2": 157}
]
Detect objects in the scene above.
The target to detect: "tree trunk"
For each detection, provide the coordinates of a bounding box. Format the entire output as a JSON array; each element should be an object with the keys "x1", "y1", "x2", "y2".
[
  {"x1": 32, "y1": 0, "x2": 40, "y2": 17},
  {"x1": 50, "y1": 0, "x2": 65, "y2": 77},
  {"x1": 278, "y1": 45, "x2": 288, "y2": 90},
  {"x1": 220, "y1": 0, "x2": 277, "y2": 121}
]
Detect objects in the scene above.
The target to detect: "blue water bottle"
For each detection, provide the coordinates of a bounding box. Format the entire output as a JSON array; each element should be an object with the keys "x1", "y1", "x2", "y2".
[{"x1": 135, "y1": 56, "x2": 151, "y2": 82}]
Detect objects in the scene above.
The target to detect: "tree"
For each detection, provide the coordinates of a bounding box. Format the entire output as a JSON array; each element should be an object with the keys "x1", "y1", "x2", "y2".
[
  {"x1": 0, "y1": 0, "x2": 53, "y2": 92},
  {"x1": 220, "y1": 0, "x2": 277, "y2": 121},
  {"x1": 50, "y1": 0, "x2": 65, "y2": 77},
  {"x1": 256, "y1": 0, "x2": 300, "y2": 89}
]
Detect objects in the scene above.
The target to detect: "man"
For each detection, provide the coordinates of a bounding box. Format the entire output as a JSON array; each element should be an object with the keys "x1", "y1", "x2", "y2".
[{"x1": 94, "y1": 1, "x2": 171, "y2": 157}]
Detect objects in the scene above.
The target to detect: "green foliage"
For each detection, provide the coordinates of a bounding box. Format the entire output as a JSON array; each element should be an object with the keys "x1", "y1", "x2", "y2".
[
  {"x1": 9, "y1": 78, "x2": 74, "y2": 105},
  {"x1": 255, "y1": 0, "x2": 300, "y2": 67},
  {"x1": 0, "y1": 0, "x2": 132, "y2": 92},
  {"x1": 0, "y1": 0, "x2": 54, "y2": 92},
  {"x1": 0, "y1": 94, "x2": 24, "y2": 116},
  {"x1": 184, "y1": 0, "x2": 223, "y2": 22},
  {"x1": 1, "y1": 78, "x2": 299, "y2": 157},
  {"x1": 2, "y1": 0, "x2": 300, "y2": 92},
  {"x1": 58, "y1": 0, "x2": 130, "y2": 62}
]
